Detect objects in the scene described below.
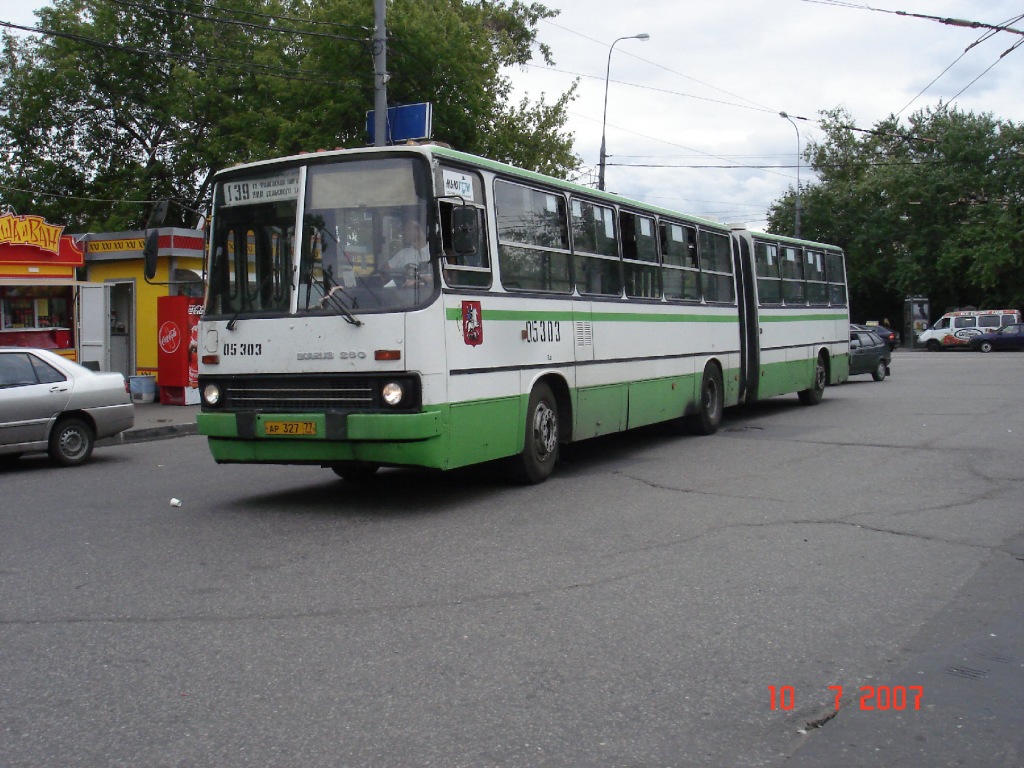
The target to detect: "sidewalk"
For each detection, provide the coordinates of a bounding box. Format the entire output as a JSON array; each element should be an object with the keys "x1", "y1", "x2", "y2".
[{"x1": 101, "y1": 401, "x2": 201, "y2": 445}]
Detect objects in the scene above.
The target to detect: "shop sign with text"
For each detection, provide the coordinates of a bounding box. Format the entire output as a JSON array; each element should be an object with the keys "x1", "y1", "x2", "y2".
[{"x1": 0, "y1": 211, "x2": 84, "y2": 266}]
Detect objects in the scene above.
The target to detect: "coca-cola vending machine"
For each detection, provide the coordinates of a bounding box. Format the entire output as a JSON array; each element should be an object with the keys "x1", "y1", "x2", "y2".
[{"x1": 157, "y1": 295, "x2": 203, "y2": 405}]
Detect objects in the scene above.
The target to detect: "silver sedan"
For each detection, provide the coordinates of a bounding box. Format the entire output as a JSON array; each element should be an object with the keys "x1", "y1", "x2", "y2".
[{"x1": 0, "y1": 347, "x2": 135, "y2": 466}]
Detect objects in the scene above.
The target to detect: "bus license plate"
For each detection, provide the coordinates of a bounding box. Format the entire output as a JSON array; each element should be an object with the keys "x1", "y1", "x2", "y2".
[{"x1": 264, "y1": 420, "x2": 317, "y2": 437}]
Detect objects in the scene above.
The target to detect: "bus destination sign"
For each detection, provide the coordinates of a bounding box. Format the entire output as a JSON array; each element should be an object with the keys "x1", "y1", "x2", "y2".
[{"x1": 221, "y1": 172, "x2": 301, "y2": 207}]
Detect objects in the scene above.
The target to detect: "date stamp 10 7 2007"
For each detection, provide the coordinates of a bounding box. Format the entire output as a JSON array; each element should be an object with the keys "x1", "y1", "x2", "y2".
[{"x1": 769, "y1": 685, "x2": 924, "y2": 712}]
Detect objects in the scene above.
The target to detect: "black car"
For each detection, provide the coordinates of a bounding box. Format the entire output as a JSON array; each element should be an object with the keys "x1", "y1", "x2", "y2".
[
  {"x1": 849, "y1": 329, "x2": 891, "y2": 381},
  {"x1": 969, "y1": 323, "x2": 1024, "y2": 353},
  {"x1": 851, "y1": 323, "x2": 898, "y2": 351}
]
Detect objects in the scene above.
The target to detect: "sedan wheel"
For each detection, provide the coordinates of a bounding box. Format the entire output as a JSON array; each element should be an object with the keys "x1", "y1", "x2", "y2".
[
  {"x1": 48, "y1": 418, "x2": 95, "y2": 466},
  {"x1": 871, "y1": 359, "x2": 887, "y2": 381},
  {"x1": 980, "y1": 341, "x2": 993, "y2": 353}
]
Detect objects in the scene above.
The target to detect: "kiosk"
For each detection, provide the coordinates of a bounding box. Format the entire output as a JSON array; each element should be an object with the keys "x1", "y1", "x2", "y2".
[{"x1": 0, "y1": 208, "x2": 88, "y2": 361}]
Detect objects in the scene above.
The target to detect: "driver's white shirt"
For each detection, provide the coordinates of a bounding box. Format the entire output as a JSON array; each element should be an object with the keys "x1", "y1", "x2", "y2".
[{"x1": 386, "y1": 244, "x2": 430, "y2": 271}]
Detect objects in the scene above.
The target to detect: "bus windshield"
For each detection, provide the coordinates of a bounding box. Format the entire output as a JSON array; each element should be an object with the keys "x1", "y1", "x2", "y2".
[{"x1": 206, "y1": 156, "x2": 436, "y2": 320}]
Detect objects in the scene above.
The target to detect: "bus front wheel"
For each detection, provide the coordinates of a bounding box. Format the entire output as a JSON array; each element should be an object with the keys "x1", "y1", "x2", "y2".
[
  {"x1": 510, "y1": 382, "x2": 560, "y2": 484},
  {"x1": 798, "y1": 354, "x2": 827, "y2": 406}
]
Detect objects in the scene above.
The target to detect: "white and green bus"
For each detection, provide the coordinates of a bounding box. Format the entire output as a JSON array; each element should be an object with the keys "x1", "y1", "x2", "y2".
[{"x1": 196, "y1": 144, "x2": 849, "y2": 483}]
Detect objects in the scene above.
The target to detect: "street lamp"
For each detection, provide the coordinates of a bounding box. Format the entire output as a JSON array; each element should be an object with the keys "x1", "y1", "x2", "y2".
[
  {"x1": 598, "y1": 33, "x2": 650, "y2": 192},
  {"x1": 779, "y1": 111, "x2": 801, "y2": 237}
]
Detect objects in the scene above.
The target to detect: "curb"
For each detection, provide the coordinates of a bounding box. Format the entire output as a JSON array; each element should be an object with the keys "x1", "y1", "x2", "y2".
[{"x1": 99, "y1": 423, "x2": 199, "y2": 446}]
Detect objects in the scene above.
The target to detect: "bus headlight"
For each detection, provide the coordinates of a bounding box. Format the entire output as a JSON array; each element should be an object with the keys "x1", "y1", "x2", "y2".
[
  {"x1": 203, "y1": 383, "x2": 222, "y2": 406},
  {"x1": 381, "y1": 381, "x2": 405, "y2": 407}
]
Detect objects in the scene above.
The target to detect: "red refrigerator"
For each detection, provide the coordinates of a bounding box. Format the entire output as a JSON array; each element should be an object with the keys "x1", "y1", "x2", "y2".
[{"x1": 157, "y1": 296, "x2": 203, "y2": 405}]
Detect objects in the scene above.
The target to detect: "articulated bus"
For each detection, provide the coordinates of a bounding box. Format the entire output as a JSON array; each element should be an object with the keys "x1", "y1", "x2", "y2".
[{"x1": 196, "y1": 145, "x2": 849, "y2": 483}]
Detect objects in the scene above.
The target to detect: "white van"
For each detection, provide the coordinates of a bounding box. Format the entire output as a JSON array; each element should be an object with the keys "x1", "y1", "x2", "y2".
[{"x1": 918, "y1": 309, "x2": 1022, "y2": 350}]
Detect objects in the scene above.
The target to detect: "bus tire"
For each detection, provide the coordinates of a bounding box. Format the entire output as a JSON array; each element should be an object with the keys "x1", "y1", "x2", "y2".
[
  {"x1": 926, "y1": 340, "x2": 942, "y2": 352},
  {"x1": 798, "y1": 354, "x2": 827, "y2": 406},
  {"x1": 510, "y1": 382, "x2": 559, "y2": 484},
  {"x1": 330, "y1": 462, "x2": 380, "y2": 483},
  {"x1": 687, "y1": 363, "x2": 724, "y2": 435}
]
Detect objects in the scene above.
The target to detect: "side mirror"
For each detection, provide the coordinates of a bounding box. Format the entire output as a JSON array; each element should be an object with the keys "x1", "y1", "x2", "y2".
[
  {"x1": 142, "y1": 199, "x2": 168, "y2": 280},
  {"x1": 143, "y1": 230, "x2": 160, "y2": 280},
  {"x1": 146, "y1": 199, "x2": 169, "y2": 228},
  {"x1": 451, "y1": 207, "x2": 480, "y2": 256}
]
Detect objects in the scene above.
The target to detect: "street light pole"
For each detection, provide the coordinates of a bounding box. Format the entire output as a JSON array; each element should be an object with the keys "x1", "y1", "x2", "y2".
[
  {"x1": 779, "y1": 111, "x2": 801, "y2": 237},
  {"x1": 598, "y1": 33, "x2": 649, "y2": 192}
]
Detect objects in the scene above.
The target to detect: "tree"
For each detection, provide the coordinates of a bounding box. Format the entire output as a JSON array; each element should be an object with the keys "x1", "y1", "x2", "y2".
[
  {"x1": 767, "y1": 106, "x2": 1024, "y2": 320},
  {"x1": 0, "y1": 0, "x2": 579, "y2": 231}
]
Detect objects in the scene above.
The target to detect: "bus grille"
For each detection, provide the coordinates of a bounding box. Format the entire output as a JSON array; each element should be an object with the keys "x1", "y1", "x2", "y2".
[{"x1": 219, "y1": 376, "x2": 378, "y2": 412}]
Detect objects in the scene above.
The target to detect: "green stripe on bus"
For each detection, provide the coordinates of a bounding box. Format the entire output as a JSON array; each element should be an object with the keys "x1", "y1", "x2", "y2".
[
  {"x1": 445, "y1": 307, "x2": 739, "y2": 323},
  {"x1": 759, "y1": 313, "x2": 846, "y2": 322}
]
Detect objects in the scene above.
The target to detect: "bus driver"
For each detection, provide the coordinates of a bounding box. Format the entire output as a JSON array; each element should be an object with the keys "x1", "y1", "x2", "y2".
[{"x1": 380, "y1": 218, "x2": 430, "y2": 285}]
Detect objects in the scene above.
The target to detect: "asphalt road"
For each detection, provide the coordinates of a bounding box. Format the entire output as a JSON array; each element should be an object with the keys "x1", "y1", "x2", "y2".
[{"x1": 2, "y1": 351, "x2": 1022, "y2": 767}]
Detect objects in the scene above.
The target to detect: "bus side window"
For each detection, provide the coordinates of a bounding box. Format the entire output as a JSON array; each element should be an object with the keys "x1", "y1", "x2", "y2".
[
  {"x1": 780, "y1": 246, "x2": 805, "y2": 305},
  {"x1": 570, "y1": 198, "x2": 621, "y2": 297},
  {"x1": 698, "y1": 229, "x2": 735, "y2": 304},
  {"x1": 494, "y1": 179, "x2": 571, "y2": 293},
  {"x1": 826, "y1": 250, "x2": 846, "y2": 306},
  {"x1": 440, "y1": 201, "x2": 491, "y2": 289},
  {"x1": 755, "y1": 241, "x2": 782, "y2": 304},
  {"x1": 805, "y1": 249, "x2": 827, "y2": 304},
  {"x1": 661, "y1": 221, "x2": 700, "y2": 302},
  {"x1": 621, "y1": 211, "x2": 659, "y2": 299}
]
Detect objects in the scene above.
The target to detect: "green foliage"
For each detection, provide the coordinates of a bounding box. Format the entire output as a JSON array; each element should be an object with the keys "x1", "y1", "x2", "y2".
[
  {"x1": 767, "y1": 105, "x2": 1024, "y2": 320},
  {"x1": 0, "y1": 0, "x2": 579, "y2": 230}
]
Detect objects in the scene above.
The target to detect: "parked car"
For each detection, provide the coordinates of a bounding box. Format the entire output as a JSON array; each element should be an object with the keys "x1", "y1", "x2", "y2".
[
  {"x1": 849, "y1": 328, "x2": 891, "y2": 381},
  {"x1": 968, "y1": 323, "x2": 1024, "y2": 353},
  {"x1": 850, "y1": 323, "x2": 898, "y2": 351},
  {"x1": 0, "y1": 348, "x2": 134, "y2": 466}
]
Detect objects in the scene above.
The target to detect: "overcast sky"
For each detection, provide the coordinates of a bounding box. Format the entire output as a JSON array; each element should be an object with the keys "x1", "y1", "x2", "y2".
[
  {"x1": 510, "y1": 0, "x2": 1024, "y2": 228},
  {"x1": 3, "y1": 1, "x2": 1022, "y2": 230}
]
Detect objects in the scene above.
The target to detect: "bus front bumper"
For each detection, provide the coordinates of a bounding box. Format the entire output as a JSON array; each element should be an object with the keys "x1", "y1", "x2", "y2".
[{"x1": 196, "y1": 409, "x2": 446, "y2": 467}]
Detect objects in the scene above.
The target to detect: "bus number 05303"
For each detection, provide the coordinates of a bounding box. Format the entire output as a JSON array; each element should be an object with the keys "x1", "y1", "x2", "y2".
[
  {"x1": 524, "y1": 320, "x2": 561, "y2": 343},
  {"x1": 222, "y1": 343, "x2": 263, "y2": 356}
]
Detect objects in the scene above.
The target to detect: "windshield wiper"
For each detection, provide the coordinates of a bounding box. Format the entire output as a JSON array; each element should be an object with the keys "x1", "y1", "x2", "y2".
[
  {"x1": 319, "y1": 271, "x2": 363, "y2": 327},
  {"x1": 302, "y1": 218, "x2": 364, "y2": 327},
  {"x1": 227, "y1": 265, "x2": 294, "y2": 330}
]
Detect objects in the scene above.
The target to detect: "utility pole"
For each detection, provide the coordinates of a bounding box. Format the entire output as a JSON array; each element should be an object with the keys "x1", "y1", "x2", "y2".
[{"x1": 373, "y1": 0, "x2": 388, "y2": 147}]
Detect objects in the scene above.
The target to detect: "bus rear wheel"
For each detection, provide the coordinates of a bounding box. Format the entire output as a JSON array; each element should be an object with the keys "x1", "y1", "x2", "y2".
[
  {"x1": 510, "y1": 382, "x2": 559, "y2": 484},
  {"x1": 687, "y1": 364, "x2": 724, "y2": 435},
  {"x1": 798, "y1": 354, "x2": 827, "y2": 406}
]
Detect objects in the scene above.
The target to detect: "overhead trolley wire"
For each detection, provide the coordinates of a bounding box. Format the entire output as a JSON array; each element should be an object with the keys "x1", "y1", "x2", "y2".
[{"x1": 540, "y1": 18, "x2": 777, "y2": 114}]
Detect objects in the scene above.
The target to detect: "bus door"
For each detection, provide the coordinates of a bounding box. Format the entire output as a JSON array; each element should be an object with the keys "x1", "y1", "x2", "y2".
[{"x1": 731, "y1": 233, "x2": 760, "y2": 403}]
